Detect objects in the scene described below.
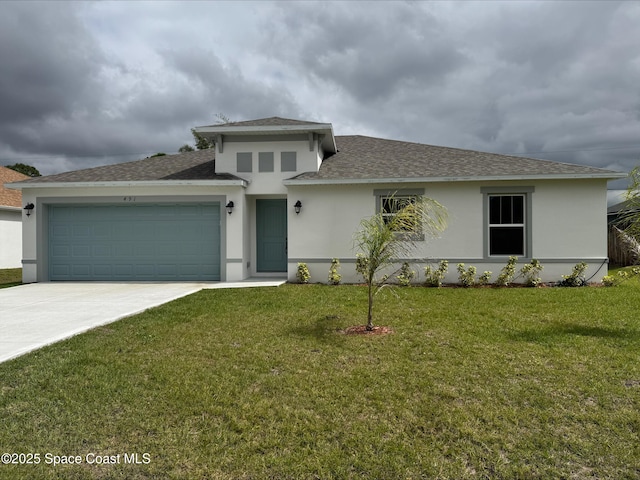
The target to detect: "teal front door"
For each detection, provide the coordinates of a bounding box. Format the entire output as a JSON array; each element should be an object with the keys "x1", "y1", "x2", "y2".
[{"x1": 256, "y1": 199, "x2": 287, "y2": 272}]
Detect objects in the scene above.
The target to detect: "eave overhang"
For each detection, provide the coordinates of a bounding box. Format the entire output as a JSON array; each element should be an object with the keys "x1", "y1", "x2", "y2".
[
  {"x1": 193, "y1": 123, "x2": 337, "y2": 154},
  {"x1": 6, "y1": 179, "x2": 248, "y2": 190},
  {"x1": 284, "y1": 172, "x2": 628, "y2": 186},
  {"x1": 0, "y1": 205, "x2": 21, "y2": 212}
]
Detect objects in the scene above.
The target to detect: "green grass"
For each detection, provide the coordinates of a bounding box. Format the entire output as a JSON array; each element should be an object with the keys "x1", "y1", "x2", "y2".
[
  {"x1": 0, "y1": 268, "x2": 21, "y2": 288},
  {"x1": 1, "y1": 282, "x2": 640, "y2": 479}
]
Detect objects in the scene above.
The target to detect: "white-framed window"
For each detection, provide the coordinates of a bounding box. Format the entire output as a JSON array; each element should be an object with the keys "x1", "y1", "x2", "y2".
[{"x1": 488, "y1": 194, "x2": 525, "y2": 256}]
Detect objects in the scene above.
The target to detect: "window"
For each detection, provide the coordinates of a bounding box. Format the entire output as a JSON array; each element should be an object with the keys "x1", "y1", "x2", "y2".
[
  {"x1": 488, "y1": 195, "x2": 525, "y2": 256},
  {"x1": 259, "y1": 152, "x2": 274, "y2": 172},
  {"x1": 237, "y1": 153, "x2": 252, "y2": 172},
  {"x1": 381, "y1": 195, "x2": 418, "y2": 231},
  {"x1": 281, "y1": 152, "x2": 297, "y2": 172},
  {"x1": 374, "y1": 189, "x2": 426, "y2": 239}
]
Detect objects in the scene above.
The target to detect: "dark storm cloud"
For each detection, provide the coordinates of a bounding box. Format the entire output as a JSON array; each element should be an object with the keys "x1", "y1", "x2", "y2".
[
  {"x1": 1, "y1": 0, "x2": 638, "y2": 184},
  {"x1": 267, "y1": 2, "x2": 466, "y2": 102},
  {"x1": 0, "y1": 2, "x2": 106, "y2": 158},
  {"x1": 157, "y1": 47, "x2": 301, "y2": 123},
  {"x1": 0, "y1": 2, "x2": 103, "y2": 124},
  {"x1": 0, "y1": 2, "x2": 303, "y2": 174},
  {"x1": 259, "y1": 1, "x2": 640, "y2": 182}
]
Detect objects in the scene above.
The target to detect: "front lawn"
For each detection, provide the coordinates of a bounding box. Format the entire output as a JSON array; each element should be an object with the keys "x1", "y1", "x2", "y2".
[
  {"x1": 1, "y1": 283, "x2": 639, "y2": 478},
  {"x1": 0, "y1": 268, "x2": 21, "y2": 288}
]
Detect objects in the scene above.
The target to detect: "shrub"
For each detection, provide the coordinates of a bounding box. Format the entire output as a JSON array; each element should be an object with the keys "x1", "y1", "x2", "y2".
[
  {"x1": 520, "y1": 259, "x2": 543, "y2": 287},
  {"x1": 495, "y1": 256, "x2": 518, "y2": 286},
  {"x1": 478, "y1": 271, "x2": 492, "y2": 286},
  {"x1": 328, "y1": 258, "x2": 342, "y2": 285},
  {"x1": 424, "y1": 260, "x2": 448, "y2": 287},
  {"x1": 603, "y1": 267, "x2": 640, "y2": 286},
  {"x1": 602, "y1": 274, "x2": 623, "y2": 287},
  {"x1": 397, "y1": 262, "x2": 416, "y2": 286},
  {"x1": 296, "y1": 263, "x2": 311, "y2": 284},
  {"x1": 457, "y1": 263, "x2": 476, "y2": 287},
  {"x1": 560, "y1": 262, "x2": 588, "y2": 287}
]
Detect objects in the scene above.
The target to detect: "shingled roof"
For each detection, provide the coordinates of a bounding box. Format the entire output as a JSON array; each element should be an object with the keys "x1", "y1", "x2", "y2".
[
  {"x1": 10, "y1": 149, "x2": 241, "y2": 185},
  {"x1": 201, "y1": 116, "x2": 327, "y2": 128},
  {"x1": 290, "y1": 135, "x2": 622, "y2": 182},
  {"x1": 9, "y1": 130, "x2": 623, "y2": 187},
  {"x1": 0, "y1": 166, "x2": 29, "y2": 207}
]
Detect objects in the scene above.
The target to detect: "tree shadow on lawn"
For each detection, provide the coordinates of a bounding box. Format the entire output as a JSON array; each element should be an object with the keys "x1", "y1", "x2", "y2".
[
  {"x1": 510, "y1": 322, "x2": 640, "y2": 343},
  {"x1": 288, "y1": 314, "x2": 351, "y2": 344}
]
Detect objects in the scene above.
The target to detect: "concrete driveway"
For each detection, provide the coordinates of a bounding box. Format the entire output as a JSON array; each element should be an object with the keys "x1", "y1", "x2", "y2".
[{"x1": 0, "y1": 280, "x2": 284, "y2": 363}]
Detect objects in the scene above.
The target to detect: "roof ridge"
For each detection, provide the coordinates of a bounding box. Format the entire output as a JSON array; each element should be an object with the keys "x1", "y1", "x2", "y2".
[{"x1": 216, "y1": 116, "x2": 327, "y2": 127}]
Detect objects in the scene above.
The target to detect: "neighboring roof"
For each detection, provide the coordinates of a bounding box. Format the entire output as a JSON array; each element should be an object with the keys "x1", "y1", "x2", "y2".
[
  {"x1": 288, "y1": 135, "x2": 625, "y2": 183},
  {"x1": 608, "y1": 199, "x2": 639, "y2": 215},
  {"x1": 9, "y1": 150, "x2": 243, "y2": 186},
  {"x1": 0, "y1": 166, "x2": 29, "y2": 207}
]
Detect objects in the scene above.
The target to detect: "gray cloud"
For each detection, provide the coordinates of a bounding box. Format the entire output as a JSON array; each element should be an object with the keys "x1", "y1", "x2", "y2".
[
  {"x1": 0, "y1": 0, "x2": 638, "y2": 187},
  {"x1": 0, "y1": 2, "x2": 103, "y2": 125}
]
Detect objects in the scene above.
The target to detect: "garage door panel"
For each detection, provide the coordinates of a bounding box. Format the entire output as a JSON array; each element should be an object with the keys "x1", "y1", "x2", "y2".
[
  {"x1": 51, "y1": 225, "x2": 71, "y2": 238},
  {"x1": 92, "y1": 245, "x2": 111, "y2": 257},
  {"x1": 71, "y1": 264, "x2": 91, "y2": 278},
  {"x1": 72, "y1": 245, "x2": 91, "y2": 258},
  {"x1": 49, "y1": 203, "x2": 221, "y2": 281},
  {"x1": 51, "y1": 264, "x2": 70, "y2": 277},
  {"x1": 51, "y1": 245, "x2": 70, "y2": 257},
  {"x1": 93, "y1": 265, "x2": 113, "y2": 276}
]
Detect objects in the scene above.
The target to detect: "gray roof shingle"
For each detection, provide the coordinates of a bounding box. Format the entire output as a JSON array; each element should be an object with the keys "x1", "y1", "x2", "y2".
[
  {"x1": 12, "y1": 149, "x2": 241, "y2": 184},
  {"x1": 11, "y1": 131, "x2": 624, "y2": 186},
  {"x1": 292, "y1": 135, "x2": 622, "y2": 181}
]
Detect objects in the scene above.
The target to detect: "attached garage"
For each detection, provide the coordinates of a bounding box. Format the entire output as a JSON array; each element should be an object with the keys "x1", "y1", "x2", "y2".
[{"x1": 48, "y1": 203, "x2": 221, "y2": 281}]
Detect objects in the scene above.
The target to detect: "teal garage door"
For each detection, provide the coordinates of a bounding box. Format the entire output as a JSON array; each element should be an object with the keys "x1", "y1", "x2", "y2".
[{"x1": 49, "y1": 203, "x2": 221, "y2": 281}]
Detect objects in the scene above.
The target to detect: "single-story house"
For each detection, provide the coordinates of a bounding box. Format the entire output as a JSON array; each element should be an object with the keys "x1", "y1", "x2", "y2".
[
  {"x1": 0, "y1": 166, "x2": 29, "y2": 268},
  {"x1": 8, "y1": 116, "x2": 626, "y2": 284}
]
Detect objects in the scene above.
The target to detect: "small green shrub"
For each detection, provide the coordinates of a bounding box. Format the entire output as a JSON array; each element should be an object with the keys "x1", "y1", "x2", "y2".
[
  {"x1": 397, "y1": 262, "x2": 415, "y2": 286},
  {"x1": 520, "y1": 259, "x2": 543, "y2": 287},
  {"x1": 495, "y1": 256, "x2": 518, "y2": 286},
  {"x1": 603, "y1": 267, "x2": 640, "y2": 286},
  {"x1": 560, "y1": 262, "x2": 588, "y2": 287},
  {"x1": 296, "y1": 263, "x2": 311, "y2": 284},
  {"x1": 328, "y1": 258, "x2": 342, "y2": 285},
  {"x1": 602, "y1": 274, "x2": 622, "y2": 287},
  {"x1": 478, "y1": 271, "x2": 492, "y2": 286},
  {"x1": 424, "y1": 260, "x2": 449, "y2": 287},
  {"x1": 457, "y1": 263, "x2": 476, "y2": 287}
]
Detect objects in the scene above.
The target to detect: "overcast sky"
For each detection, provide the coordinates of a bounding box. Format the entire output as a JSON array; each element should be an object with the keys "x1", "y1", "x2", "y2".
[{"x1": 1, "y1": 1, "x2": 638, "y2": 193}]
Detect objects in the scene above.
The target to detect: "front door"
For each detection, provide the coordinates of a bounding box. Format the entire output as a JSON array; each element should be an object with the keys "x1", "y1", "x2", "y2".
[{"x1": 256, "y1": 199, "x2": 287, "y2": 272}]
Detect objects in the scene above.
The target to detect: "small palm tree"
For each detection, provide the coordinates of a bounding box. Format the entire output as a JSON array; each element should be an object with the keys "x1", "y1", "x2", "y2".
[
  {"x1": 620, "y1": 166, "x2": 640, "y2": 239},
  {"x1": 353, "y1": 196, "x2": 447, "y2": 330}
]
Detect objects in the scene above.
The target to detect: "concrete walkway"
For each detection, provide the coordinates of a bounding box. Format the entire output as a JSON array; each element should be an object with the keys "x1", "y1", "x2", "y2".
[{"x1": 0, "y1": 280, "x2": 285, "y2": 364}]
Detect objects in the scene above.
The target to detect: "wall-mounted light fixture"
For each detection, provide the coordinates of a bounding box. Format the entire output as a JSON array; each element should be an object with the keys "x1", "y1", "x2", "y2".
[
  {"x1": 225, "y1": 201, "x2": 234, "y2": 215},
  {"x1": 294, "y1": 200, "x2": 302, "y2": 215},
  {"x1": 24, "y1": 203, "x2": 35, "y2": 217}
]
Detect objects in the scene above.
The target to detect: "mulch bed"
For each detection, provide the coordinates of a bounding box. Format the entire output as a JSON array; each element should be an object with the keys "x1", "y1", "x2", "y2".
[{"x1": 342, "y1": 325, "x2": 394, "y2": 335}]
